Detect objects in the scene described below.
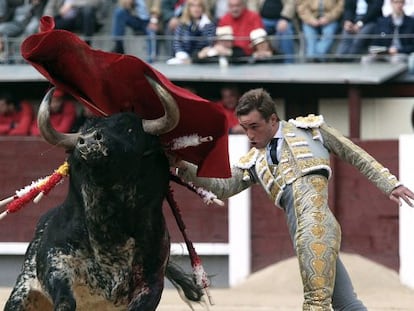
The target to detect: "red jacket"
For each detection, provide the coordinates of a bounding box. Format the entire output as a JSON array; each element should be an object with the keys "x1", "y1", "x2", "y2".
[
  {"x1": 0, "y1": 101, "x2": 34, "y2": 135},
  {"x1": 215, "y1": 101, "x2": 239, "y2": 129},
  {"x1": 31, "y1": 100, "x2": 77, "y2": 136},
  {"x1": 218, "y1": 8, "x2": 264, "y2": 55}
]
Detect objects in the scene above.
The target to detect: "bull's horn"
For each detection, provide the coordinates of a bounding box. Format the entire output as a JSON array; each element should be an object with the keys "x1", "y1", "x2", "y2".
[
  {"x1": 143, "y1": 75, "x2": 180, "y2": 135},
  {"x1": 38, "y1": 87, "x2": 80, "y2": 149}
]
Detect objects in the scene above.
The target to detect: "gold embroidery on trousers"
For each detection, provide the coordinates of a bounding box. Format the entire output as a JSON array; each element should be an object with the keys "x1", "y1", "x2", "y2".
[{"x1": 292, "y1": 175, "x2": 340, "y2": 310}]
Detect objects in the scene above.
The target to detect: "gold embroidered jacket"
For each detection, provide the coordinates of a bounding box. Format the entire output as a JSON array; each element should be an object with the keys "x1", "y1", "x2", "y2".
[{"x1": 178, "y1": 115, "x2": 401, "y2": 208}]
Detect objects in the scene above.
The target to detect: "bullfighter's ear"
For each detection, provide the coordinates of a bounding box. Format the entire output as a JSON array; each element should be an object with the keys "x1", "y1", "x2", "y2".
[{"x1": 142, "y1": 75, "x2": 180, "y2": 135}]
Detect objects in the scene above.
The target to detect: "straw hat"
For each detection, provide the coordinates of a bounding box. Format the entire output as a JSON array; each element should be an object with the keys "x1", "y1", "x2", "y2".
[
  {"x1": 216, "y1": 26, "x2": 234, "y2": 41},
  {"x1": 250, "y1": 28, "x2": 268, "y2": 46}
]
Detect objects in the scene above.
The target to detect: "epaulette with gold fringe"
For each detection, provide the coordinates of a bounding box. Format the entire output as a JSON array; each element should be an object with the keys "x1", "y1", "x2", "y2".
[
  {"x1": 234, "y1": 147, "x2": 259, "y2": 169},
  {"x1": 288, "y1": 114, "x2": 325, "y2": 129},
  {"x1": 234, "y1": 148, "x2": 261, "y2": 182}
]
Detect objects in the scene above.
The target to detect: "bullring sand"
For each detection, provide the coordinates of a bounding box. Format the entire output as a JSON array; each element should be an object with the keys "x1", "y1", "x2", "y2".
[{"x1": 1, "y1": 253, "x2": 413, "y2": 310}]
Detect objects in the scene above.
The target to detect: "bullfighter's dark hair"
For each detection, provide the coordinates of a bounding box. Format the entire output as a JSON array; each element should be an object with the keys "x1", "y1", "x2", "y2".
[{"x1": 236, "y1": 88, "x2": 278, "y2": 122}]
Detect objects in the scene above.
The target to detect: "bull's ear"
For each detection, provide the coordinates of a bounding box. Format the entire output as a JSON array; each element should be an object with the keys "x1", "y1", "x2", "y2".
[
  {"x1": 142, "y1": 75, "x2": 180, "y2": 135},
  {"x1": 37, "y1": 87, "x2": 80, "y2": 149}
]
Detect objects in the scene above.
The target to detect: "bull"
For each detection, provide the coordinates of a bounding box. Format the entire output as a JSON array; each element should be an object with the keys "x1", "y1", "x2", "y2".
[{"x1": 4, "y1": 77, "x2": 204, "y2": 310}]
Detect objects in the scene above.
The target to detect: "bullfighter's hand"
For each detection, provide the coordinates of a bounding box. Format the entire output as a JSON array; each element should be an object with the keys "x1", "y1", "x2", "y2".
[
  {"x1": 389, "y1": 185, "x2": 414, "y2": 207},
  {"x1": 166, "y1": 152, "x2": 183, "y2": 169}
]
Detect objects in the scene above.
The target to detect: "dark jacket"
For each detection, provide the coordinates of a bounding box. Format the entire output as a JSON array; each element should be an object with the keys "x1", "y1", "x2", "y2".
[
  {"x1": 343, "y1": 0, "x2": 383, "y2": 24},
  {"x1": 372, "y1": 15, "x2": 414, "y2": 54}
]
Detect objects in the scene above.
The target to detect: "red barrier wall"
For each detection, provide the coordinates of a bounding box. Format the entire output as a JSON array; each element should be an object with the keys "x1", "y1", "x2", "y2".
[{"x1": 0, "y1": 138, "x2": 399, "y2": 272}]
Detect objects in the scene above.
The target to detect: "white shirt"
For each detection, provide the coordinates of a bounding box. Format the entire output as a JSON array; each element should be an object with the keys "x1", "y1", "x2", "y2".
[
  {"x1": 356, "y1": 0, "x2": 368, "y2": 16},
  {"x1": 267, "y1": 122, "x2": 283, "y2": 165}
]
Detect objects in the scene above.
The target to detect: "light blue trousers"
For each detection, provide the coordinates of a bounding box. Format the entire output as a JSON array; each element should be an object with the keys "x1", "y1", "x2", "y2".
[{"x1": 302, "y1": 22, "x2": 338, "y2": 60}]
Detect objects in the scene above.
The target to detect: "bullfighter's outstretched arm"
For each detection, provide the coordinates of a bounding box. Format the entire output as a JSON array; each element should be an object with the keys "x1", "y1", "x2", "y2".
[
  {"x1": 319, "y1": 123, "x2": 414, "y2": 207},
  {"x1": 177, "y1": 161, "x2": 254, "y2": 200}
]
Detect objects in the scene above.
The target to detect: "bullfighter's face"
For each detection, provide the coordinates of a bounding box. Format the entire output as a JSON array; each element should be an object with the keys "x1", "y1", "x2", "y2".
[{"x1": 238, "y1": 109, "x2": 278, "y2": 149}]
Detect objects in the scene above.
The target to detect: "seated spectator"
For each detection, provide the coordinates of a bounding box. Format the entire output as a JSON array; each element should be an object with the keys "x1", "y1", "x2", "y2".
[
  {"x1": 0, "y1": 0, "x2": 46, "y2": 38},
  {"x1": 161, "y1": 0, "x2": 187, "y2": 57},
  {"x1": 111, "y1": 0, "x2": 160, "y2": 63},
  {"x1": 248, "y1": 27, "x2": 280, "y2": 63},
  {"x1": 214, "y1": 84, "x2": 244, "y2": 134},
  {"x1": 193, "y1": 25, "x2": 247, "y2": 63},
  {"x1": 0, "y1": 92, "x2": 34, "y2": 136},
  {"x1": 297, "y1": 0, "x2": 344, "y2": 62},
  {"x1": 253, "y1": 0, "x2": 297, "y2": 63},
  {"x1": 383, "y1": 0, "x2": 414, "y2": 16},
  {"x1": 335, "y1": 0, "x2": 384, "y2": 61},
  {"x1": 0, "y1": 0, "x2": 19, "y2": 23},
  {"x1": 71, "y1": 105, "x2": 96, "y2": 132},
  {"x1": 30, "y1": 89, "x2": 77, "y2": 136},
  {"x1": 166, "y1": 0, "x2": 216, "y2": 64},
  {"x1": 218, "y1": 0, "x2": 264, "y2": 56},
  {"x1": 43, "y1": 0, "x2": 104, "y2": 45},
  {"x1": 362, "y1": 0, "x2": 414, "y2": 64},
  {"x1": 0, "y1": 35, "x2": 8, "y2": 64}
]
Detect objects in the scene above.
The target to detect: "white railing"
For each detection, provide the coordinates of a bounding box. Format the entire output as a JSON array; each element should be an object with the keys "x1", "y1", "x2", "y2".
[
  {"x1": 0, "y1": 136, "x2": 252, "y2": 287},
  {"x1": 399, "y1": 134, "x2": 414, "y2": 290}
]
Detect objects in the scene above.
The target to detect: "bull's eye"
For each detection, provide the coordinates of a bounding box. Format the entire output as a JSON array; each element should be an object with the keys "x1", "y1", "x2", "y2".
[{"x1": 79, "y1": 137, "x2": 85, "y2": 145}]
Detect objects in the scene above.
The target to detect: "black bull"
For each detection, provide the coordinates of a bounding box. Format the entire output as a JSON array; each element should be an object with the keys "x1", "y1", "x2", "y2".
[{"x1": 5, "y1": 84, "x2": 204, "y2": 310}]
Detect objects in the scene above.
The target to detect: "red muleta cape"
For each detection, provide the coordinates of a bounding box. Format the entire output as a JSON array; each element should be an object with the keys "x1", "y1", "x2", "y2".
[{"x1": 21, "y1": 17, "x2": 231, "y2": 178}]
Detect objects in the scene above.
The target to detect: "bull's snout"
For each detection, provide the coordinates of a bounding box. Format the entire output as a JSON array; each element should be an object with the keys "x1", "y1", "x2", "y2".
[{"x1": 77, "y1": 130, "x2": 108, "y2": 158}]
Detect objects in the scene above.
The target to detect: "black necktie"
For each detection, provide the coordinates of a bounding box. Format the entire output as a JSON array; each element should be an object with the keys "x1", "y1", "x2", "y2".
[{"x1": 269, "y1": 138, "x2": 278, "y2": 164}]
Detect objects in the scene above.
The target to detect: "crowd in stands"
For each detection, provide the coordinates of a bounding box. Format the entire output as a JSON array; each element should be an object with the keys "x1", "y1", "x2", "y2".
[
  {"x1": 0, "y1": 83, "x2": 246, "y2": 136},
  {"x1": 1, "y1": 0, "x2": 414, "y2": 65},
  {"x1": 0, "y1": 89, "x2": 86, "y2": 136},
  {"x1": 2, "y1": 0, "x2": 414, "y2": 136}
]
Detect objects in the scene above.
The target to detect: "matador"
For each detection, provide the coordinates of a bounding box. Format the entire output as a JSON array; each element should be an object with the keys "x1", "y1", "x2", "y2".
[{"x1": 175, "y1": 88, "x2": 414, "y2": 310}]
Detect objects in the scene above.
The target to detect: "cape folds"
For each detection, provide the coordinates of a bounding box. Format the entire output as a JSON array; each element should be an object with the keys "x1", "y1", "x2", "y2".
[{"x1": 21, "y1": 16, "x2": 231, "y2": 178}]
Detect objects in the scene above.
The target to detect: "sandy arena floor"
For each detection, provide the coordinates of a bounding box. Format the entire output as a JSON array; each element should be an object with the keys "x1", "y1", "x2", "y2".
[{"x1": 1, "y1": 253, "x2": 413, "y2": 310}]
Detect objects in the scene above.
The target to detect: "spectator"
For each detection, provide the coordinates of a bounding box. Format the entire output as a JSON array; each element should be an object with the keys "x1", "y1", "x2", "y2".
[
  {"x1": 218, "y1": 0, "x2": 264, "y2": 56},
  {"x1": 297, "y1": 0, "x2": 344, "y2": 62},
  {"x1": 248, "y1": 27, "x2": 280, "y2": 63},
  {"x1": 251, "y1": 0, "x2": 297, "y2": 63},
  {"x1": 111, "y1": 0, "x2": 160, "y2": 63},
  {"x1": 166, "y1": 0, "x2": 216, "y2": 64},
  {"x1": 193, "y1": 25, "x2": 247, "y2": 63},
  {"x1": 30, "y1": 89, "x2": 77, "y2": 136},
  {"x1": 214, "y1": 84, "x2": 244, "y2": 134},
  {"x1": 0, "y1": 0, "x2": 46, "y2": 38},
  {"x1": 383, "y1": 0, "x2": 414, "y2": 16},
  {"x1": 162, "y1": 0, "x2": 187, "y2": 56},
  {"x1": 362, "y1": 0, "x2": 414, "y2": 64},
  {"x1": 43, "y1": 0, "x2": 104, "y2": 45},
  {"x1": 335, "y1": 0, "x2": 384, "y2": 61},
  {"x1": 0, "y1": 92, "x2": 34, "y2": 136},
  {"x1": 71, "y1": 105, "x2": 96, "y2": 132},
  {"x1": 0, "y1": 0, "x2": 16, "y2": 23},
  {"x1": 0, "y1": 34, "x2": 8, "y2": 63}
]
